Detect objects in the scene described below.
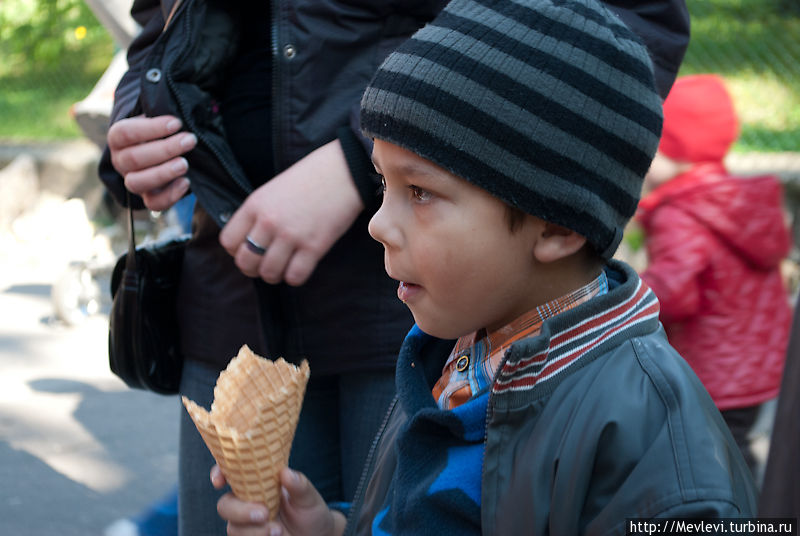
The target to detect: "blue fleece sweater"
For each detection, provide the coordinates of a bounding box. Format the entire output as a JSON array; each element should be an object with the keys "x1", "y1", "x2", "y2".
[{"x1": 370, "y1": 325, "x2": 485, "y2": 535}]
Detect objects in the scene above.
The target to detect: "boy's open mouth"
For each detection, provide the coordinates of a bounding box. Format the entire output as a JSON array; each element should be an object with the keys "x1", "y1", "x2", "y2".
[{"x1": 397, "y1": 281, "x2": 421, "y2": 303}]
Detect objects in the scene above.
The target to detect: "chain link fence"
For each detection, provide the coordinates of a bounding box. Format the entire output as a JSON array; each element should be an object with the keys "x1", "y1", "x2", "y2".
[
  {"x1": 682, "y1": 0, "x2": 800, "y2": 157},
  {"x1": 0, "y1": 0, "x2": 115, "y2": 142},
  {"x1": 1, "y1": 0, "x2": 798, "y2": 149}
]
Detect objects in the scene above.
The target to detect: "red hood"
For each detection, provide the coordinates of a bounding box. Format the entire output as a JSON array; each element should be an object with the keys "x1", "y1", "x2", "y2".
[
  {"x1": 658, "y1": 75, "x2": 738, "y2": 164},
  {"x1": 638, "y1": 164, "x2": 790, "y2": 269}
]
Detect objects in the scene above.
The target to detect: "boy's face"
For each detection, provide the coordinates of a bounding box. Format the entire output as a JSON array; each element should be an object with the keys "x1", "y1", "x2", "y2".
[{"x1": 368, "y1": 140, "x2": 547, "y2": 340}]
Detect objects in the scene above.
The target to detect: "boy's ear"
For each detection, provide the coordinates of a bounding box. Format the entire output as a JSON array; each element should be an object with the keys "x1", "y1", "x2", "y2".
[{"x1": 533, "y1": 222, "x2": 587, "y2": 263}]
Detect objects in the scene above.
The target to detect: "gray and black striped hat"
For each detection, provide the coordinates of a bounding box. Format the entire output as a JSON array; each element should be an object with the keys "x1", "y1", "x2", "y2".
[{"x1": 360, "y1": 0, "x2": 663, "y2": 259}]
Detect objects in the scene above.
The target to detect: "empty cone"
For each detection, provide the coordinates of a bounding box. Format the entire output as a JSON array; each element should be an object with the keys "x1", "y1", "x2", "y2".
[{"x1": 182, "y1": 345, "x2": 310, "y2": 519}]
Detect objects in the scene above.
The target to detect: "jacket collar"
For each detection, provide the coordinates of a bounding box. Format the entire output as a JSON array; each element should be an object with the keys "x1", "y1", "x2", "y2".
[
  {"x1": 397, "y1": 261, "x2": 661, "y2": 413},
  {"x1": 491, "y1": 260, "x2": 660, "y2": 408}
]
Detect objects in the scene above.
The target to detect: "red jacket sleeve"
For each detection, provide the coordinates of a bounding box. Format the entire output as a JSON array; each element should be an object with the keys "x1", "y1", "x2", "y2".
[{"x1": 641, "y1": 205, "x2": 713, "y2": 323}]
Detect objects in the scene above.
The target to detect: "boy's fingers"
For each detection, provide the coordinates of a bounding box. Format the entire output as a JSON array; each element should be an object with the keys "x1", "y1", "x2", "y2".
[
  {"x1": 279, "y1": 468, "x2": 320, "y2": 509},
  {"x1": 210, "y1": 464, "x2": 226, "y2": 489},
  {"x1": 217, "y1": 493, "x2": 269, "y2": 525}
]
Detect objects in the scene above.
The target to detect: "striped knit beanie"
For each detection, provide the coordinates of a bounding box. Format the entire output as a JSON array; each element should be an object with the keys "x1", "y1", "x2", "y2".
[{"x1": 361, "y1": 0, "x2": 663, "y2": 259}]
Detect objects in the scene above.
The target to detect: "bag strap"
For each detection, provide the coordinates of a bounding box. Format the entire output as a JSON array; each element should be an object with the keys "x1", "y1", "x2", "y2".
[
  {"x1": 163, "y1": 0, "x2": 183, "y2": 32},
  {"x1": 120, "y1": 0, "x2": 183, "y2": 272},
  {"x1": 121, "y1": 0, "x2": 183, "y2": 272},
  {"x1": 119, "y1": 0, "x2": 183, "y2": 270},
  {"x1": 125, "y1": 190, "x2": 138, "y2": 272}
]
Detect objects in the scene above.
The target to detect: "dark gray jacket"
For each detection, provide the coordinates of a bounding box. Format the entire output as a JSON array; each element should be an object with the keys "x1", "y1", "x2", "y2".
[
  {"x1": 347, "y1": 262, "x2": 757, "y2": 535},
  {"x1": 97, "y1": 0, "x2": 444, "y2": 368},
  {"x1": 98, "y1": 0, "x2": 447, "y2": 221},
  {"x1": 96, "y1": 0, "x2": 690, "y2": 367}
]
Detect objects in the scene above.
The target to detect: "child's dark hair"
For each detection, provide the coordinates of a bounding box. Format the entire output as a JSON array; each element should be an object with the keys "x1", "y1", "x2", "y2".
[
  {"x1": 505, "y1": 203, "x2": 604, "y2": 270},
  {"x1": 505, "y1": 204, "x2": 528, "y2": 234}
]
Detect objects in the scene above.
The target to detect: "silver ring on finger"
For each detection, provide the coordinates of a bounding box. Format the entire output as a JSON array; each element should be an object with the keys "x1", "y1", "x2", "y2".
[{"x1": 245, "y1": 235, "x2": 268, "y2": 256}]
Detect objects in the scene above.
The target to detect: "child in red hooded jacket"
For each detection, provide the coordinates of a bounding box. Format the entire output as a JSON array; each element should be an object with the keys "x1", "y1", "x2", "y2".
[{"x1": 637, "y1": 74, "x2": 792, "y2": 476}]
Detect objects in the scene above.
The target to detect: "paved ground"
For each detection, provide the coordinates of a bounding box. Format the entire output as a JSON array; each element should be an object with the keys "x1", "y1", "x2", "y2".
[{"x1": 0, "y1": 197, "x2": 179, "y2": 536}]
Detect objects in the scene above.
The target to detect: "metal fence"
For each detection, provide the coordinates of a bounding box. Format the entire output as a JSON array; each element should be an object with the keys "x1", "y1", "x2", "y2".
[
  {"x1": 681, "y1": 0, "x2": 800, "y2": 156},
  {"x1": 0, "y1": 0, "x2": 116, "y2": 142},
  {"x1": 0, "y1": 0, "x2": 799, "y2": 153}
]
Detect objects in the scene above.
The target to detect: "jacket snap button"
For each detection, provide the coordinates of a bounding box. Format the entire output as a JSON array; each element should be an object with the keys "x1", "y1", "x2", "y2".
[
  {"x1": 145, "y1": 68, "x2": 162, "y2": 83},
  {"x1": 283, "y1": 44, "x2": 297, "y2": 59},
  {"x1": 219, "y1": 211, "x2": 232, "y2": 223},
  {"x1": 456, "y1": 354, "x2": 470, "y2": 372}
]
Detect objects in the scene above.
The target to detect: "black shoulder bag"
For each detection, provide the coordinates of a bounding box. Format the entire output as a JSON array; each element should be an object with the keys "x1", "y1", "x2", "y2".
[{"x1": 108, "y1": 192, "x2": 189, "y2": 395}]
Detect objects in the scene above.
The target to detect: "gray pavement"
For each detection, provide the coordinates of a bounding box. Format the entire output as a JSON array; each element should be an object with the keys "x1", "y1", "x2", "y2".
[{"x1": 0, "y1": 201, "x2": 179, "y2": 535}]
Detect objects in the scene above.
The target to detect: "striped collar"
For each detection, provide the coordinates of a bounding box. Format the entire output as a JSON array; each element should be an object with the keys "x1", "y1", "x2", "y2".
[
  {"x1": 432, "y1": 273, "x2": 608, "y2": 410},
  {"x1": 396, "y1": 262, "x2": 661, "y2": 414},
  {"x1": 492, "y1": 266, "x2": 660, "y2": 404}
]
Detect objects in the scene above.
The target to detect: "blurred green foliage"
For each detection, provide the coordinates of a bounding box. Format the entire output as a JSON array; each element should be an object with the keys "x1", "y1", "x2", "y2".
[
  {"x1": 681, "y1": 0, "x2": 800, "y2": 152},
  {"x1": 0, "y1": 0, "x2": 798, "y2": 150},
  {"x1": 0, "y1": 0, "x2": 109, "y2": 69},
  {"x1": 0, "y1": 0, "x2": 114, "y2": 140}
]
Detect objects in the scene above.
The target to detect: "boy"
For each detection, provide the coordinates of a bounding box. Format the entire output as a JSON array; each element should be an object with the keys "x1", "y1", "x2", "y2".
[
  {"x1": 214, "y1": 1, "x2": 757, "y2": 534},
  {"x1": 637, "y1": 74, "x2": 792, "y2": 475}
]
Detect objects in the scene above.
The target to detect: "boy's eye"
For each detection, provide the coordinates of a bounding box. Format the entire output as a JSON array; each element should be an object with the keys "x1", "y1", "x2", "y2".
[
  {"x1": 379, "y1": 176, "x2": 386, "y2": 194},
  {"x1": 409, "y1": 185, "x2": 432, "y2": 202}
]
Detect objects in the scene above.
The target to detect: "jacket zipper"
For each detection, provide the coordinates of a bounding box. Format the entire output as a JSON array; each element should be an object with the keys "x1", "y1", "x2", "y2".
[
  {"x1": 164, "y1": 0, "x2": 252, "y2": 200},
  {"x1": 344, "y1": 396, "x2": 399, "y2": 535},
  {"x1": 270, "y1": 0, "x2": 282, "y2": 175},
  {"x1": 479, "y1": 347, "x2": 514, "y2": 535},
  {"x1": 345, "y1": 362, "x2": 497, "y2": 534}
]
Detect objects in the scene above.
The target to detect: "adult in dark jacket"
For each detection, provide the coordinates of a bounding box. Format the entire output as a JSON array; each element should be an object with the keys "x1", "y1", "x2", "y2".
[
  {"x1": 759, "y1": 292, "x2": 800, "y2": 516},
  {"x1": 101, "y1": 1, "x2": 445, "y2": 534},
  {"x1": 100, "y1": 0, "x2": 689, "y2": 534}
]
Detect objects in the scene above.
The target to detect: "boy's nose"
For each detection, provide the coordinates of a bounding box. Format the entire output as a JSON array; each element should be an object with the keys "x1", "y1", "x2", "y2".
[{"x1": 368, "y1": 201, "x2": 401, "y2": 249}]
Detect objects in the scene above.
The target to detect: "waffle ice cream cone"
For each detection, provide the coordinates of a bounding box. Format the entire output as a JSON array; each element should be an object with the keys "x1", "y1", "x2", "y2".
[{"x1": 182, "y1": 345, "x2": 310, "y2": 519}]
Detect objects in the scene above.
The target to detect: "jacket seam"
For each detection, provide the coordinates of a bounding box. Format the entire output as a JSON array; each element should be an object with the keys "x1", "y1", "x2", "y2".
[{"x1": 632, "y1": 337, "x2": 696, "y2": 499}]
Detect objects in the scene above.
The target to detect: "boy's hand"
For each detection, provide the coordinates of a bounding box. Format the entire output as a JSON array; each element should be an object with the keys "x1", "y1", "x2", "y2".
[
  {"x1": 107, "y1": 114, "x2": 196, "y2": 212},
  {"x1": 211, "y1": 465, "x2": 346, "y2": 536}
]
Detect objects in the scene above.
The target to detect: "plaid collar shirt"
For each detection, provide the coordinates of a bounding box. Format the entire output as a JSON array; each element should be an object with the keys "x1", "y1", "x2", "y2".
[{"x1": 432, "y1": 272, "x2": 609, "y2": 410}]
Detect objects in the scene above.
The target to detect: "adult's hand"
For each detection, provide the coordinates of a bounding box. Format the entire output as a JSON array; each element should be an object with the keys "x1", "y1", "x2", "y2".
[
  {"x1": 219, "y1": 139, "x2": 364, "y2": 286},
  {"x1": 107, "y1": 114, "x2": 197, "y2": 211}
]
